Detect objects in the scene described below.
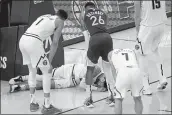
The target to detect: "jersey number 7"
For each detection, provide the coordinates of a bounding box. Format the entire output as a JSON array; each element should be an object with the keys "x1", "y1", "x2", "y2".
[{"x1": 122, "y1": 53, "x2": 129, "y2": 61}]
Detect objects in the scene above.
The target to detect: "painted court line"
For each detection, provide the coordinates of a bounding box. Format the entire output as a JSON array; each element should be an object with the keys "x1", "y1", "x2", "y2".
[{"x1": 58, "y1": 76, "x2": 172, "y2": 114}]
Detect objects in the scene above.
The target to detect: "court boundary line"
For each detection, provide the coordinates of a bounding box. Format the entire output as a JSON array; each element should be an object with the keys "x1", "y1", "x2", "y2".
[
  {"x1": 158, "y1": 110, "x2": 172, "y2": 113},
  {"x1": 58, "y1": 76, "x2": 172, "y2": 114}
]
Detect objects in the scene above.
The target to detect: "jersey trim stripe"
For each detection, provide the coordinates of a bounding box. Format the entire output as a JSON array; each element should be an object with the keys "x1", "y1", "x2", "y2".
[
  {"x1": 52, "y1": 68, "x2": 57, "y2": 78},
  {"x1": 136, "y1": 38, "x2": 144, "y2": 55},
  {"x1": 114, "y1": 86, "x2": 122, "y2": 98},
  {"x1": 24, "y1": 33, "x2": 42, "y2": 42},
  {"x1": 71, "y1": 64, "x2": 77, "y2": 86}
]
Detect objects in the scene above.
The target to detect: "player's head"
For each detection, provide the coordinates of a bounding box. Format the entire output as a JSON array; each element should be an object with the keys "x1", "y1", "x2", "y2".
[
  {"x1": 94, "y1": 73, "x2": 108, "y2": 91},
  {"x1": 56, "y1": 9, "x2": 68, "y2": 20},
  {"x1": 84, "y1": 2, "x2": 96, "y2": 11}
]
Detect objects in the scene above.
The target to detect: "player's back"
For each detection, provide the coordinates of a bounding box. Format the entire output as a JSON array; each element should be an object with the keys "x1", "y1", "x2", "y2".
[
  {"x1": 26, "y1": 14, "x2": 57, "y2": 41},
  {"x1": 84, "y1": 8, "x2": 107, "y2": 36},
  {"x1": 140, "y1": 1, "x2": 167, "y2": 26},
  {"x1": 111, "y1": 49, "x2": 139, "y2": 69}
]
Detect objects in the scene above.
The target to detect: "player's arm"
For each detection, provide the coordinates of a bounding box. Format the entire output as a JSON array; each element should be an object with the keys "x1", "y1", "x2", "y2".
[
  {"x1": 134, "y1": 1, "x2": 142, "y2": 36},
  {"x1": 79, "y1": 7, "x2": 90, "y2": 48},
  {"x1": 48, "y1": 19, "x2": 64, "y2": 70}
]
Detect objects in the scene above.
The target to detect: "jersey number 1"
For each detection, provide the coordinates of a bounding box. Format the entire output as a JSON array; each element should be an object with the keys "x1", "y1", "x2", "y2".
[
  {"x1": 152, "y1": 0, "x2": 161, "y2": 9},
  {"x1": 122, "y1": 53, "x2": 129, "y2": 61}
]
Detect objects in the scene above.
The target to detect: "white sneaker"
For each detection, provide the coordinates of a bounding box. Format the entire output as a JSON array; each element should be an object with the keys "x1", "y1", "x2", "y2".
[
  {"x1": 9, "y1": 84, "x2": 21, "y2": 93},
  {"x1": 9, "y1": 76, "x2": 24, "y2": 85},
  {"x1": 142, "y1": 88, "x2": 153, "y2": 95}
]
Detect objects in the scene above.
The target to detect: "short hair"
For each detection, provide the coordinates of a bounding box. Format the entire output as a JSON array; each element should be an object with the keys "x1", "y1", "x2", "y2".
[
  {"x1": 56, "y1": 9, "x2": 68, "y2": 20},
  {"x1": 84, "y1": 2, "x2": 96, "y2": 9}
]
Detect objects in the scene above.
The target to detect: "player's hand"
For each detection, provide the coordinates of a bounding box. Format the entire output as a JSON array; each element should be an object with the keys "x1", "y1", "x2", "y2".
[{"x1": 48, "y1": 64, "x2": 53, "y2": 73}]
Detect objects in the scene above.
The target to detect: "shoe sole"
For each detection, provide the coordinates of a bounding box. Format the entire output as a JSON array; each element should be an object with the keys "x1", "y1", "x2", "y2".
[
  {"x1": 108, "y1": 102, "x2": 115, "y2": 107},
  {"x1": 84, "y1": 104, "x2": 94, "y2": 108},
  {"x1": 30, "y1": 109, "x2": 39, "y2": 112},
  {"x1": 41, "y1": 110, "x2": 62, "y2": 114}
]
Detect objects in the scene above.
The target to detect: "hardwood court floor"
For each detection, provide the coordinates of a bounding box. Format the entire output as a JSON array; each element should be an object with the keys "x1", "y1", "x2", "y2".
[{"x1": 1, "y1": 18, "x2": 171, "y2": 114}]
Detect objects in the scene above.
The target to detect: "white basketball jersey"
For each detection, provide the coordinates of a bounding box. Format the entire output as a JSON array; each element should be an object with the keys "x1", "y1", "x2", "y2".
[
  {"x1": 111, "y1": 49, "x2": 139, "y2": 69},
  {"x1": 140, "y1": 1, "x2": 167, "y2": 26},
  {"x1": 26, "y1": 14, "x2": 57, "y2": 41},
  {"x1": 53, "y1": 64, "x2": 85, "y2": 86}
]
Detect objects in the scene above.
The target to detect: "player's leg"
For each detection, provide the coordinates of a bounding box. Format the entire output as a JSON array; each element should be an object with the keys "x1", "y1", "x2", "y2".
[
  {"x1": 133, "y1": 96, "x2": 143, "y2": 114},
  {"x1": 27, "y1": 63, "x2": 39, "y2": 112},
  {"x1": 131, "y1": 68, "x2": 143, "y2": 114},
  {"x1": 153, "y1": 48, "x2": 168, "y2": 90},
  {"x1": 84, "y1": 56, "x2": 96, "y2": 108},
  {"x1": 115, "y1": 98, "x2": 123, "y2": 114},
  {"x1": 9, "y1": 75, "x2": 27, "y2": 85},
  {"x1": 19, "y1": 37, "x2": 39, "y2": 112},
  {"x1": 102, "y1": 58, "x2": 115, "y2": 106},
  {"x1": 151, "y1": 25, "x2": 168, "y2": 90},
  {"x1": 29, "y1": 40, "x2": 61, "y2": 114},
  {"x1": 114, "y1": 68, "x2": 129, "y2": 114},
  {"x1": 84, "y1": 37, "x2": 100, "y2": 108},
  {"x1": 9, "y1": 67, "x2": 43, "y2": 85},
  {"x1": 101, "y1": 34, "x2": 115, "y2": 106},
  {"x1": 137, "y1": 26, "x2": 153, "y2": 95}
]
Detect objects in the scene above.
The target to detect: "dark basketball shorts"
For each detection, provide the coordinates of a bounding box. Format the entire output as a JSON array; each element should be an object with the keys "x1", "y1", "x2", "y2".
[{"x1": 87, "y1": 32, "x2": 113, "y2": 64}]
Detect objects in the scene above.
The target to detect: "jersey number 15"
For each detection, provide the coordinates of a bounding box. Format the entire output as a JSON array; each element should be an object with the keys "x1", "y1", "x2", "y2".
[
  {"x1": 90, "y1": 16, "x2": 105, "y2": 26},
  {"x1": 152, "y1": 0, "x2": 161, "y2": 9}
]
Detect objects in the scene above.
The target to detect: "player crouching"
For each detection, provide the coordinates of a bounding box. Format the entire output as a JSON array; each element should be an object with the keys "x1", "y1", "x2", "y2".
[
  {"x1": 9, "y1": 64, "x2": 108, "y2": 93},
  {"x1": 109, "y1": 48, "x2": 144, "y2": 114}
]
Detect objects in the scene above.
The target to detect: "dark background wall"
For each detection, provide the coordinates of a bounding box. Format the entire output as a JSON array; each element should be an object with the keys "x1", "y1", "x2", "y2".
[{"x1": 0, "y1": 0, "x2": 64, "y2": 80}]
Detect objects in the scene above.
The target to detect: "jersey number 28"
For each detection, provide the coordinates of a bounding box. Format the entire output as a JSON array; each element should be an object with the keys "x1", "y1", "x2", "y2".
[
  {"x1": 152, "y1": 0, "x2": 161, "y2": 9},
  {"x1": 90, "y1": 16, "x2": 105, "y2": 26}
]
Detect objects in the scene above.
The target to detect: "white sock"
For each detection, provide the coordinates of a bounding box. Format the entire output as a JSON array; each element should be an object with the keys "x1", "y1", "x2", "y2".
[
  {"x1": 30, "y1": 94, "x2": 36, "y2": 104},
  {"x1": 86, "y1": 85, "x2": 92, "y2": 99},
  {"x1": 44, "y1": 97, "x2": 51, "y2": 108}
]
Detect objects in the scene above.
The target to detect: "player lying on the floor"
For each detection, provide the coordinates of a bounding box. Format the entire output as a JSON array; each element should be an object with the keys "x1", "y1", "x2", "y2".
[{"x1": 9, "y1": 64, "x2": 108, "y2": 93}]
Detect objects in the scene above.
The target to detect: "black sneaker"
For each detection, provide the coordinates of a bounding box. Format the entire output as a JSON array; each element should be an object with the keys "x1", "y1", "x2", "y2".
[
  {"x1": 157, "y1": 82, "x2": 168, "y2": 90},
  {"x1": 9, "y1": 85, "x2": 21, "y2": 93},
  {"x1": 105, "y1": 95, "x2": 115, "y2": 107},
  {"x1": 84, "y1": 97, "x2": 94, "y2": 108},
  {"x1": 30, "y1": 103, "x2": 39, "y2": 112},
  {"x1": 41, "y1": 104, "x2": 62, "y2": 114}
]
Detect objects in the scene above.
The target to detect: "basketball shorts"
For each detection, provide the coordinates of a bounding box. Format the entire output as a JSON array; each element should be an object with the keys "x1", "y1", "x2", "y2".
[
  {"x1": 114, "y1": 67, "x2": 143, "y2": 98},
  {"x1": 87, "y1": 32, "x2": 113, "y2": 64},
  {"x1": 19, "y1": 35, "x2": 50, "y2": 68},
  {"x1": 137, "y1": 24, "x2": 165, "y2": 55}
]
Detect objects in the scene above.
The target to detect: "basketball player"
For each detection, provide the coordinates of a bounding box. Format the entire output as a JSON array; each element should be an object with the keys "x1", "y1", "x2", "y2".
[
  {"x1": 109, "y1": 48, "x2": 143, "y2": 114},
  {"x1": 134, "y1": 1, "x2": 168, "y2": 95},
  {"x1": 19, "y1": 10, "x2": 68, "y2": 114},
  {"x1": 9, "y1": 64, "x2": 107, "y2": 92},
  {"x1": 80, "y1": 2, "x2": 115, "y2": 107}
]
